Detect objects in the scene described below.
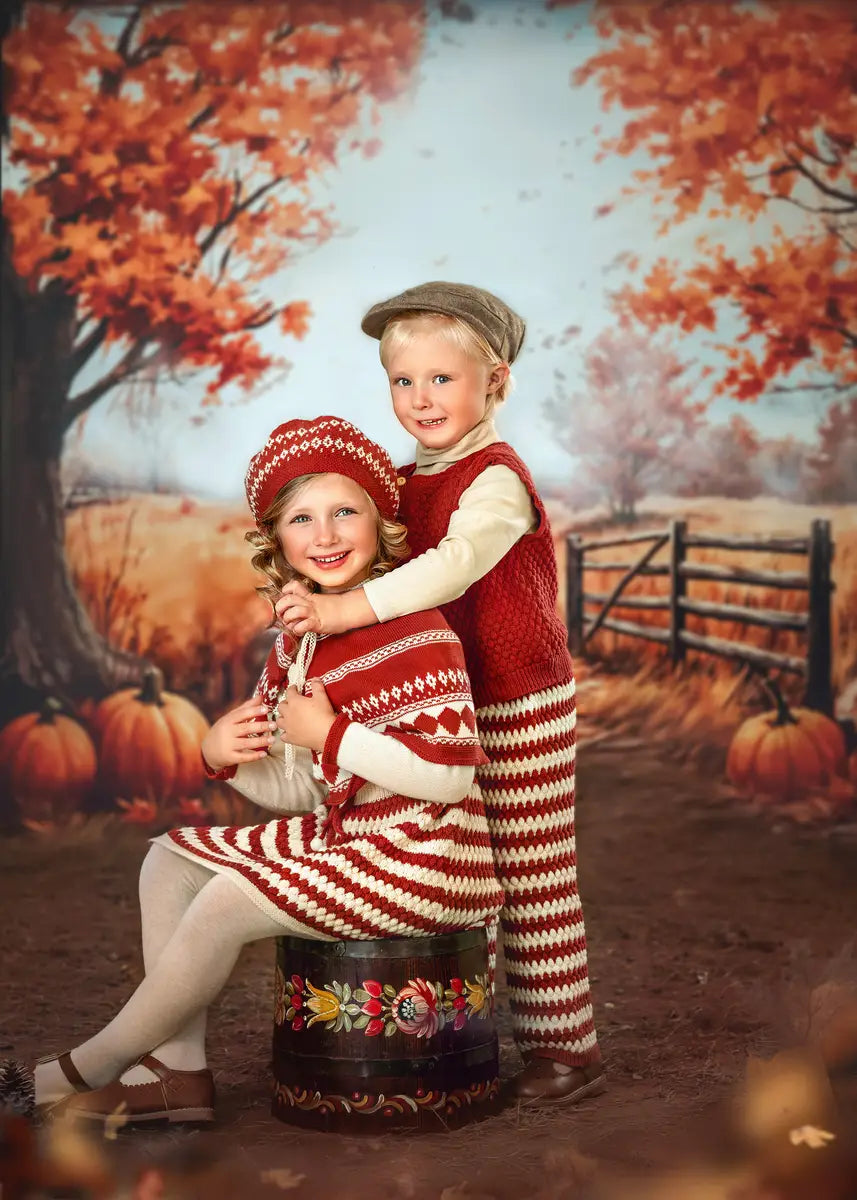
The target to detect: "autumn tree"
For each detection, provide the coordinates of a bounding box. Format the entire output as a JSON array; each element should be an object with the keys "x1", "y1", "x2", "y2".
[
  {"x1": 755, "y1": 433, "x2": 811, "y2": 501},
  {"x1": 564, "y1": 1, "x2": 857, "y2": 402},
  {"x1": 675, "y1": 413, "x2": 762, "y2": 500},
  {"x1": 805, "y1": 397, "x2": 857, "y2": 502},
  {"x1": 1, "y1": 1, "x2": 422, "y2": 717},
  {"x1": 544, "y1": 327, "x2": 706, "y2": 522}
]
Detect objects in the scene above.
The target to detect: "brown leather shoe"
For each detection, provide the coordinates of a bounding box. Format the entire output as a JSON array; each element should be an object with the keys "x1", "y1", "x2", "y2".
[
  {"x1": 61, "y1": 1055, "x2": 215, "y2": 1125},
  {"x1": 34, "y1": 1051, "x2": 91, "y2": 1119},
  {"x1": 509, "y1": 1056, "x2": 606, "y2": 1106}
]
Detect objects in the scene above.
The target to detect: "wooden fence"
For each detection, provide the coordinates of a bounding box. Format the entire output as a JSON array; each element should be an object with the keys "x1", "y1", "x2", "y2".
[{"x1": 565, "y1": 518, "x2": 834, "y2": 714}]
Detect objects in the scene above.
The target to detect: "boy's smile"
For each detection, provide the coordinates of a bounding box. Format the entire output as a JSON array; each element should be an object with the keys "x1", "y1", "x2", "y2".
[{"x1": 386, "y1": 332, "x2": 505, "y2": 450}]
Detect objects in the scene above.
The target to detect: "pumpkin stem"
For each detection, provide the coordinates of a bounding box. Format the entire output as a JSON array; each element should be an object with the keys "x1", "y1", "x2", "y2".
[
  {"x1": 137, "y1": 667, "x2": 165, "y2": 707},
  {"x1": 38, "y1": 697, "x2": 64, "y2": 724},
  {"x1": 750, "y1": 667, "x2": 796, "y2": 727}
]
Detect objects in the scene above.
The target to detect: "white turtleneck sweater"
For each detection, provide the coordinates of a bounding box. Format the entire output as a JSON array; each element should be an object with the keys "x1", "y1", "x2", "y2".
[{"x1": 363, "y1": 418, "x2": 537, "y2": 624}]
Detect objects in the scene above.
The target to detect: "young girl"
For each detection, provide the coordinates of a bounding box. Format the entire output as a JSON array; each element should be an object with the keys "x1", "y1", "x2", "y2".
[
  {"x1": 276, "y1": 285, "x2": 604, "y2": 1106},
  {"x1": 27, "y1": 415, "x2": 503, "y2": 1125}
]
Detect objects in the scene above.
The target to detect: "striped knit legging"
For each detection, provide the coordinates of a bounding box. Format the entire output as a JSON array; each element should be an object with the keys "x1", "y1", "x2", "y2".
[{"x1": 476, "y1": 679, "x2": 599, "y2": 1067}]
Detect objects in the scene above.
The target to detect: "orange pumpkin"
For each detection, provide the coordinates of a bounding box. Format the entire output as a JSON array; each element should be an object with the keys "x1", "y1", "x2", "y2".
[
  {"x1": 727, "y1": 681, "x2": 846, "y2": 801},
  {"x1": 0, "y1": 698, "x2": 97, "y2": 821},
  {"x1": 95, "y1": 668, "x2": 209, "y2": 802}
]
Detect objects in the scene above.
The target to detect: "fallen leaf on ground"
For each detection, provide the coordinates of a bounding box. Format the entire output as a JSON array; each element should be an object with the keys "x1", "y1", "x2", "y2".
[
  {"x1": 260, "y1": 1167, "x2": 306, "y2": 1189},
  {"x1": 788, "y1": 1125, "x2": 835, "y2": 1149}
]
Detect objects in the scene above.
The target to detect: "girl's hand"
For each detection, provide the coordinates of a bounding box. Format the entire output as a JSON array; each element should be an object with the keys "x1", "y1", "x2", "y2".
[
  {"x1": 276, "y1": 679, "x2": 336, "y2": 752},
  {"x1": 202, "y1": 698, "x2": 275, "y2": 772}
]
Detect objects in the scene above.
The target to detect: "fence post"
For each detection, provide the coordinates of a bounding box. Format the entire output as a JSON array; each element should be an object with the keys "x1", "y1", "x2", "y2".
[
  {"x1": 565, "y1": 533, "x2": 584, "y2": 655},
  {"x1": 805, "y1": 517, "x2": 833, "y2": 714},
  {"x1": 668, "y1": 519, "x2": 687, "y2": 665}
]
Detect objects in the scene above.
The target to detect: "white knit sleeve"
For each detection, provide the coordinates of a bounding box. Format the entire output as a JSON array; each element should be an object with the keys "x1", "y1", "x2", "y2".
[
  {"x1": 336, "y1": 723, "x2": 475, "y2": 804},
  {"x1": 228, "y1": 744, "x2": 325, "y2": 813},
  {"x1": 363, "y1": 464, "x2": 537, "y2": 622}
]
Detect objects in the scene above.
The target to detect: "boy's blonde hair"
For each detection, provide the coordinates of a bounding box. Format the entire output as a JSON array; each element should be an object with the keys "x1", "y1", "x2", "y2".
[
  {"x1": 379, "y1": 311, "x2": 514, "y2": 408},
  {"x1": 245, "y1": 473, "x2": 409, "y2": 613}
]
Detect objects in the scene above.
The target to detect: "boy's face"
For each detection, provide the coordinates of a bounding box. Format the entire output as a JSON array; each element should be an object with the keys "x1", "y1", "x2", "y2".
[
  {"x1": 276, "y1": 473, "x2": 378, "y2": 593},
  {"x1": 385, "y1": 332, "x2": 503, "y2": 451}
]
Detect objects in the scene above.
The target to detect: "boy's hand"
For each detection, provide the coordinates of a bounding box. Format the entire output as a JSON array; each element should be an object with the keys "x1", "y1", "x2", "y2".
[
  {"x1": 275, "y1": 581, "x2": 379, "y2": 637},
  {"x1": 202, "y1": 698, "x2": 275, "y2": 772},
  {"x1": 277, "y1": 679, "x2": 336, "y2": 752},
  {"x1": 276, "y1": 582, "x2": 345, "y2": 636}
]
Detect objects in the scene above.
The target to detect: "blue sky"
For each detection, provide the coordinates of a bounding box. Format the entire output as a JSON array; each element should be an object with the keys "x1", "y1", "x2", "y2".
[{"x1": 68, "y1": 0, "x2": 829, "y2": 498}]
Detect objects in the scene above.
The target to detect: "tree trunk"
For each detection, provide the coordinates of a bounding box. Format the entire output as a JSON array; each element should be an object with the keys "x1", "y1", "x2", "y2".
[{"x1": 1, "y1": 225, "x2": 142, "y2": 723}]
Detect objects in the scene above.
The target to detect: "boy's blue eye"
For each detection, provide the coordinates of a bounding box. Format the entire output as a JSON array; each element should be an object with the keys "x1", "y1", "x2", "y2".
[
  {"x1": 433, "y1": 375, "x2": 451, "y2": 384},
  {"x1": 393, "y1": 377, "x2": 411, "y2": 387}
]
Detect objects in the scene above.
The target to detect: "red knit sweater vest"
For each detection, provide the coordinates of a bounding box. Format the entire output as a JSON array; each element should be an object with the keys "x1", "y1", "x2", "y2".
[{"x1": 398, "y1": 443, "x2": 573, "y2": 708}]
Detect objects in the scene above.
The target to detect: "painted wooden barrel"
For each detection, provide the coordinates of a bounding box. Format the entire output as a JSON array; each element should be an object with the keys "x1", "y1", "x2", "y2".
[{"x1": 271, "y1": 928, "x2": 500, "y2": 1132}]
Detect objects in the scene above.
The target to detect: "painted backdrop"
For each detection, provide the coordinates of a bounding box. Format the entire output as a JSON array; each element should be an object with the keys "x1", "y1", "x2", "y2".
[{"x1": 2, "y1": 0, "x2": 856, "y2": 826}]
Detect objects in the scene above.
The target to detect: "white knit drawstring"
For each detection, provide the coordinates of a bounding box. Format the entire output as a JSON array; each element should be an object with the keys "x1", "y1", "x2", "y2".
[{"x1": 280, "y1": 631, "x2": 317, "y2": 779}]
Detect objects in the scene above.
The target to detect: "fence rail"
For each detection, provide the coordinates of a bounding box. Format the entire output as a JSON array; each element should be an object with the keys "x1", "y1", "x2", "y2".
[{"x1": 565, "y1": 518, "x2": 834, "y2": 714}]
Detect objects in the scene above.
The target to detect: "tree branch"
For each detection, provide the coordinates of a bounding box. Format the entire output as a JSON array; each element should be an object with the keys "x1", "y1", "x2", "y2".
[
  {"x1": 770, "y1": 381, "x2": 856, "y2": 395},
  {"x1": 197, "y1": 174, "x2": 283, "y2": 259},
  {"x1": 745, "y1": 162, "x2": 797, "y2": 184},
  {"x1": 70, "y1": 316, "x2": 110, "y2": 378},
  {"x1": 760, "y1": 191, "x2": 856, "y2": 216},
  {"x1": 244, "y1": 302, "x2": 276, "y2": 329},
  {"x1": 790, "y1": 133, "x2": 842, "y2": 170},
  {"x1": 188, "y1": 101, "x2": 219, "y2": 132},
  {"x1": 826, "y1": 322, "x2": 857, "y2": 349},
  {"x1": 206, "y1": 241, "x2": 234, "y2": 295},
  {"x1": 115, "y1": 3, "x2": 143, "y2": 63},
  {"x1": 127, "y1": 32, "x2": 181, "y2": 68},
  {"x1": 63, "y1": 341, "x2": 162, "y2": 430},
  {"x1": 782, "y1": 149, "x2": 857, "y2": 209},
  {"x1": 830, "y1": 222, "x2": 857, "y2": 253}
]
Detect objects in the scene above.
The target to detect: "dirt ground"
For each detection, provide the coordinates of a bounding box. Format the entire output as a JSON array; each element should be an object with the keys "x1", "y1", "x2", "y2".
[{"x1": 3, "y1": 729, "x2": 857, "y2": 1199}]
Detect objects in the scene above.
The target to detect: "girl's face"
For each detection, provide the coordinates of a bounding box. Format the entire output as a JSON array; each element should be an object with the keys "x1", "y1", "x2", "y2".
[
  {"x1": 276, "y1": 474, "x2": 378, "y2": 593},
  {"x1": 385, "y1": 332, "x2": 507, "y2": 451}
]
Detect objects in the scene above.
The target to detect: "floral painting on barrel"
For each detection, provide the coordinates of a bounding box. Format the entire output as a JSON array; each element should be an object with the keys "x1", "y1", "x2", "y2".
[
  {"x1": 0, "y1": 0, "x2": 855, "y2": 837},
  {"x1": 274, "y1": 966, "x2": 490, "y2": 1037}
]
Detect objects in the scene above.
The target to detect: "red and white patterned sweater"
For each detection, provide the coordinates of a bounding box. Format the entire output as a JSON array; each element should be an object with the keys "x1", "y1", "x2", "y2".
[{"x1": 160, "y1": 611, "x2": 505, "y2": 939}]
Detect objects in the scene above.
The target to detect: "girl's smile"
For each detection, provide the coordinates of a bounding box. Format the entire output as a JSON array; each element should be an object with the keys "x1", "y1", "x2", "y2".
[{"x1": 276, "y1": 474, "x2": 378, "y2": 593}]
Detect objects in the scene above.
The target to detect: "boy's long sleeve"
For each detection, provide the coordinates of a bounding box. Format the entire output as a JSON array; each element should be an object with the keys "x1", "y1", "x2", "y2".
[{"x1": 363, "y1": 465, "x2": 536, "y2": 622}]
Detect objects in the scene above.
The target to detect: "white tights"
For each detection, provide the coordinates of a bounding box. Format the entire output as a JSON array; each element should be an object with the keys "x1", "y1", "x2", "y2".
[{"x1": 35, "y1": 843, "x2": 324, "y2": 1104}]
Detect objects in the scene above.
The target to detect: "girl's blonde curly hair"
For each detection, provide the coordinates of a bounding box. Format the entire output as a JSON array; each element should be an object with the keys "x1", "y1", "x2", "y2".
[{"x1": 245, "y1": 473, "x2": 409, "y2": 617}]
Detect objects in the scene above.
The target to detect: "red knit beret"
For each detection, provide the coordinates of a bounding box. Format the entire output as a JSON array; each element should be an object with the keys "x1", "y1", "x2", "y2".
[{"x1": 245, "y1": 415, "x2": 402, "y2": 526}]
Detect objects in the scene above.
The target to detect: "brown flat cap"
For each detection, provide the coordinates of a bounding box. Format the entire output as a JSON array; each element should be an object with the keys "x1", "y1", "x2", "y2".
[{"x1": 361, "y1": 280, "x2": 526, "y2": 363}]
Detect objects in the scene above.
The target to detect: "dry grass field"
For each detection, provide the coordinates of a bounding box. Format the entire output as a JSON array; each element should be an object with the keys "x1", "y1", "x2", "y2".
[
  {"x1": 548, "y1": 495, "x2": 857, "y2": 784},
  {"x1": 64, "y1": 491, "x2": 857, "y2": 811},
  {"x1": 65, "y1": 494, "x2": 271, "y2": 712}
]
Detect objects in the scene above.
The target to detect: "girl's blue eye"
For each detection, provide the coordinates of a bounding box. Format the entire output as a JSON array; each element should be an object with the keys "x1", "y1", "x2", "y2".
[
  {"x1": 336, "y1": 507, "x2": 357, "y2": 518},
  {"x1": 433, "y1": 375, "x2": 451, "y2": 384},
  {"x1": 393, "y1": 377, "x2": 411, "y2": 387},
  {"x1": 290, "y1": 514, "x2": 310, "y2": 524}
]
